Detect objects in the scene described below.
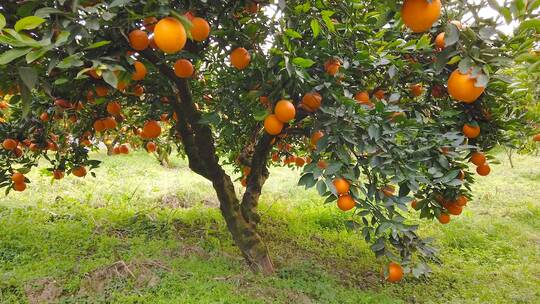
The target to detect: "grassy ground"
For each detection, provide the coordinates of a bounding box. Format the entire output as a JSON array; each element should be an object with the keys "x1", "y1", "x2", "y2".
[{"x1": 0, "y1": 150, "x2": 539, "y2": 303}]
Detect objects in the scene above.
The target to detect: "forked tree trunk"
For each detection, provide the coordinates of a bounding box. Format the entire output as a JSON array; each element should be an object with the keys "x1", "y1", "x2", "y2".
[{"x1": 213, "y1": 173, "x2": 274, "y2": 274}]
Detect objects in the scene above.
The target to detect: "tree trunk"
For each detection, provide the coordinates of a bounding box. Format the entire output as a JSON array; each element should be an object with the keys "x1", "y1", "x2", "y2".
[{"x1": 213, "y1": 171, "x2": 275, "y2": 274}]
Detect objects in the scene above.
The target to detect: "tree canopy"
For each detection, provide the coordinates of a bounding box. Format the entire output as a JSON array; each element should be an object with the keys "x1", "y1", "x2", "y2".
[{"x1": 0, "y1": 0, "x2": 539, "y2": 279}]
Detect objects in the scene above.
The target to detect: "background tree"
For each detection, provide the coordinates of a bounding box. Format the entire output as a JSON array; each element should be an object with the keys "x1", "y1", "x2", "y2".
[{"x1": 0, "y1": 0, "x2": 538, "y2": 280}]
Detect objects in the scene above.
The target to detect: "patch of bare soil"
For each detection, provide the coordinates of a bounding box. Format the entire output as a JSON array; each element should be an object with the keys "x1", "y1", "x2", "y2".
[
  {"x1": 78, "y1": 259, "x2": 169, "y2": 296},
  {"x1": 24, "y1": 278, "x2": 63, "y2": 304}
]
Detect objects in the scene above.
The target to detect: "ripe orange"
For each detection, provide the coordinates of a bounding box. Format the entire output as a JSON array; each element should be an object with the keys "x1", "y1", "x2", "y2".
[
  {"x1": 533, "y1": 134, "x2": 540, "y2": 142},
  {"x1": 0, "y1": 101, "x2": 10, "y2": 110},
  {"x1": 295, "y1": 157, "x2": 305, "y2": 167},
  {"x1": 476, "y1": 163, "x2": 491, "y2": 176},
  {"x1": 263, "y1": 114, "x2": 283, "y2": 135},
  {"x1": 95, "y1": 85, "x2": 109, "y2": 97},
  {"x1": 142, "y1": 120, "x2": 161, "y2": 139},
  {"x1": 337, "y1": 194, "x2": 356, "y2": 211},
  {"x1": 246, "y1": 2, "x2": 259, "y2": 13},
  {"x1": 374, "y1": 89, "x2": 385, "y2": 100},
  {"x1": 324, "y1": 58, "x2": 340, "y2": 76},
  {"x1": 271, "y1": 153, "x2": 280, "y2": 162},
  {"x1": 129, "y1": 29, "x2": 149, "y2": 51},
  {"x1": 146, "y1": 142, "x2": 157, "y2": 153},
  {"x1": 102, "y1": 117, "x2": 117, "y2": 129},
  {"x1": 301, "y1": 92, "x2": 323, "y2": 112},
  {"x1": 106, "y1": 102, "x2": 121, "y2": 116},
  {"x1": 259, "y1": 96, "x2": 269, "y2": 107},
  {"x1": 133, "y1": 84, "x2": 145, "y2": 96},
  {"x1": 411, "y1": 200, "x2": 418, "y2": 210},
  {"x1": 410, "y1": 84, "x2": 423, "y2": 97},
  {"x1": 13, "y1": 182, "x2": 26, "y2": 192},
  {"x1": 386, "y1": 262, "x2": 404, "y2": 283},
  {"x1": 93, "y1": 119, "x2": 106, "y2": 132},
  {"x1": 230, "y1": 47, "x2": 251, "y2": 70},
  {"x1": 37, "y1": 112, "x2": 49, "y2": 122},
  {"x1": 435, "y1": 32, "x2": 445, "y2": 49},
  {"x1": 119, "y1": 144, "x2": 129, "y2": 154},
  {"x1": 401, "y1": 0, "x2": 441, "y2": 33},
  {"x1": 174, "y1": 59, "x2": 194, "y2": 78},
  {"x1": 53, "y1": 170, "x2": 65, "y2": 180},
  {"x1": 317, "y1": 160, "x2": 328, "y2": 169},
  {"x1": 354, "y1": 91, "x2": 373, "y2": 107},
  {"x1": 447, "y1": 69, "x2": 486, "y2": 103},
  {"x1": 438, "y1": 213, "x2": 451, "y2": 224},
  {"x1": 11, "y1": 172, "x2": 25, "y2": 184},
  {"x1": 72, "y1": 166, "x2": 87, "y2": 177},
  {"x1": 310, "y1": 131, "x2": 324, "y2": 147},
  {"x1": 190, "y1": 17, "x2": 210, "y2": 41},
  {"x1": 3, "y1": 138, "x2": 17, "y2": 150},
  {"x1": 274, "y1": 100, "x2": 296, "y2": 123},
  {"x1": 462, "y1": 123, "x2": 480, "y2": 139},
  {"x1": 470, "y1": 151, "x2": 486, "y2": 166},
  {"x1": 154, "y1": 17, "x2": 187, "y2": 53},
  {"x1": 447, "y1": 203, "x2": 463, "y2": 216},
  {"x1": 455, "y1": 195, "x2": 468, "y2": 206},
  {"x1": 131, "y1": 61, "x2": 147, "y2": 81},
  {"x1": 333, "y1": 178, "x2": 350, "y2": 195},
  {"x1": 112, "y1": 146, "x2": 120, "y2": 155}
]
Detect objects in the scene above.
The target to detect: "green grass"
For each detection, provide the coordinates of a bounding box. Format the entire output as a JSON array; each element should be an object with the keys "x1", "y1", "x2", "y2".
[{"x1": 0, "y1": 151, "x2": 539, "y2": 303}]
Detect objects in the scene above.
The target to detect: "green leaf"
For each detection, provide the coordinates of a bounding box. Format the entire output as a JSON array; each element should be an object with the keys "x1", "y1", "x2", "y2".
[
  {"x1": 18, "y1": 66, "x2": 38, "y2": 90},
  {"x1": 0, "y1": 48, "x2": 32, "y2": 65},
  {"x1": 26, "y1": 47, "x2": 50, "y2": 63},
  {"x1": 14, "y1": 16, "x2": 46, "y2": 32},
  {"x1": 54, "y1": 31, "x2": 71, "y2": 46},
  {"x1": 444, "y1": 23, "x2": 460, "y2": 47},
  {"x1": 86, "y1": 40, "x2": 111, "y2": 50},
  {"x1": 53, "y1": 78, "x2": 69, "y2": 85},
  {"x1": 109, "y1": 0, "x2": 132, "y2": 8},
  {"x1": 310, "y1": 19, "x2": 320, "y2": 38},
  {"x1": 0, "y1": 13, "x2": 6, "y2": 30},
  {"x1": 285, "y1": 29, "x2": 303, "y2": 39},
  {"x1": 102, "y1": 70, "x2": 118, "y2": 89},
  {"x1": 292, "y1": 57, "x2": 315, "y2": 68},
  {"x1": 34, "y1": 8, "x2": 64, "y2": 18}
]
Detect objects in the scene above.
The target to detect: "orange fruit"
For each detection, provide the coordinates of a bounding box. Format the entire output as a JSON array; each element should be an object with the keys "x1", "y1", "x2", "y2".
[
  {"x1": 411, "y1": 200, "x2": 418, "y2": 210},
  {"x1": 333, "y1": 178, "x2": 350, "y2": 195},
  {"x1": 462, "y1": 123, "x2": 480, "y2": 139},
  {"x1": 295, "y1": 157, "x2": 305, "y2": 167},
  {"x1": 386, "y1": 262, "x2": 404, "y2": 283},
  {"x1": 230, "y1": 47, "x2": 251, "y2": 70},
  {"x1": 93, "y1": 119, "x2": 106, "y2": 133},
  {"x1": 142, "y1": 120, "x2": 161, "y2": 139},
  {"x1": 438, "y1": 213, "x2": 450, "y2": 224},
  {"x1": 119, "y1": 144, "x2": 129, "y2": 154},
  {"x1": 447, "y1": 203, "x2": 463, "y2": 216},
  {"x1": 106, "y1": 101, "x2": 121, "y2": 116},
  {"x1": 174, "y1": 59, "x2": 194, "y2": 78},
  {"x1": 116, "y1": 81, "x2": 128, "y2": 92},
  {"x1": 447, "y1": 69, "x2": 486, "y2": 103},
  {"x1": 410, "y1": 84, "x2": 423, "y2": 97},
  {"x1": 337, "y1": 194, "x2": 356, "y2": 211},
  {"x1": 271, "y1": 153, "x2": 280, "y2": 162},
  {"x1": 146, "y1": 142, "x2": 157, "y2": 153},
  {"x1": 301, "y1": 92, "x2": 323, "y2": 112},
  {"x1": 354, "y1": 91, "x2": 373, "y2": 106},
  {"x1": 133, "y1": 84, "x2": 145, "y2": 96},
  {"x1": 95, "y1": 85, "x2": 109, "y2": 97},
  {"x1": 190, "y1": 17, "x2": 210, "y2": 41},
  {"x1": 131, "y1": 61, "x2": 147, "y2": 81},
  {"x1": 53, "y1": 170, "x2": 65, "y2": 180},
  {"x1": 455, "y1": 195, "x2": 468, "y2": 206},
  {"x1": 11, "y1": 172, "x2": 25, "y2": 184},
  {"x1": 324, "y1": 58, "x2": 340, "y2": 76},
  {"x1": 274, "y1": 100, "x2": 296, "y2": 123},
  {"x1": 310, "y1": 131, "x2": 324, "y2": 147},
  {"x1": 0, "y1": 101, "x2": 10, "y2": 110},
  {"x1": 72, "y1": 166, "x2": 87, "y2": 177},
  {"x1": 143, "y1": 17, "x2": 158, "y2": 32},
  {"x1": 263, "y1": 114, "x2": 283, "y2": 135},
  {"x1": 476, "y1": 163, "x2": 491, "y2": 176},
  {"x1": 246, "y1": 2, "x2": 259, "y2": 13},
  {"x1": 533, "y1": 134, "x2": 540, "y2": 142},
  {"x1": 13, "y1": 182, "x2": 26, "y2": 192},
  {"x1": 470, "y1": 151, "x2": 486, "y2": 166},
  {"x1": 112, "y1": 146, "x2": 120, "y2": 155},
  {"x1": 374, "y1": 89, "x2": 385, "y2": 100},
  {"x1": 317, "y1": 160, "x2": 328, "y2": 169},
  {"x1": 154, "y1": 17, "x2": 187, "y2": 53},
  {"x1": 129, "y1": 29, "x2": 149, "y2": 51},
  {"x1": 435, "y1": 32, "x2": 445, "y2": 49},
  {"x1": 2, "y1": 139, "x2": 17, "y2": 150},
  {"x1": 39, "y1": 112, "x2": 50, "y2": 122},
  {"x1": 401, "y1": 0, "x2": 441, "y2": 33},
  {"x1": 102, "y1": 117, "x2": 117, "y2": 130}
]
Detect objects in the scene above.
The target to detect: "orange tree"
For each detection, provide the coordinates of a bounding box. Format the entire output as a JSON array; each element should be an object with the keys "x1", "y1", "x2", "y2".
[{"x1": 0, "y1": 0, "x2": 538, "y2": 279}]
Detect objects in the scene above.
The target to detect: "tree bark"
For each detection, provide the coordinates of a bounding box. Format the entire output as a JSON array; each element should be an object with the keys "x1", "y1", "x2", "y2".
[{"x1": 141, "y1": 49, "x2": 275, "y2": 274}]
